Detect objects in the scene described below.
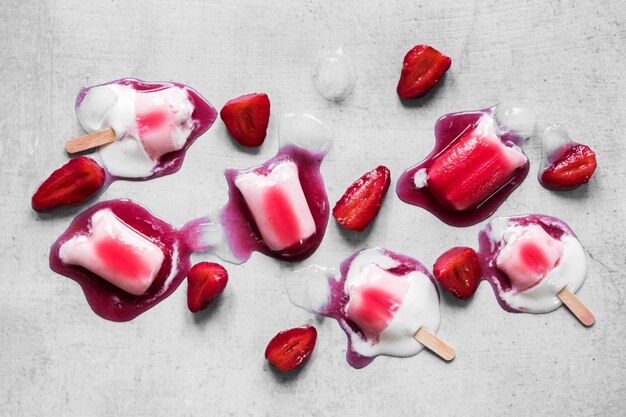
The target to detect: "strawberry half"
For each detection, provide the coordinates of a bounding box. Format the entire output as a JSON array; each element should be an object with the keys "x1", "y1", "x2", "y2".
[
  {"x1": 396, "y1": 44, "x2": 451, "y2": 99},
  {"x1": 31, "y1": 156, "x2": 106, "y2": 212},
  {"x1": 332, "y1": 166, "x2": 391, "y2": 231},
  {"x1": 265, "y1": 325, "x2": 317, "y2": 371},
  {"x1": 220, "y1": 93, "x2": 270, "y2": 147},
  {"x1": 187, "y1": 262, "x2": 228, "y2": 313},
  {"x1": 540, "y1": 144, "x2": 597, "y2": 191},
  {"x1": 433, "y1": 247, "x2": 481, "y2": 300}
]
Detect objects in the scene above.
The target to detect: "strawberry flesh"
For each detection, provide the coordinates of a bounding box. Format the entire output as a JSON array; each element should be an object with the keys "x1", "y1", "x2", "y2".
[
  {"x1": 396, "y1": 44, "x2": 451, "y2": 99},
  {"x1": 187, "y1": 262, "x2": 228, "y2": 313},
  {"x1": 265, "y1": 325, "x2": 317, "y2": 371},
  {"x1": 433, "y1": 247, "x2": 481, "y2": 300},
  {"x1": 31, "y1": 156, "x2": 106, "y2": 212},
  {"x1": 332, "y1": 166, "x2": 391, "y2": 231},
  {"x1": 540, "y1": 144, "x2": 597, "y2": 191},
  {"x1": 220, "y1": 93, "x2": 270, "y2": 147}
]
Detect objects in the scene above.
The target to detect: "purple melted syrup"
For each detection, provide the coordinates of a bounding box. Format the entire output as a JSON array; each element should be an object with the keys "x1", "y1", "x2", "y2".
[
  {"x1": 50, "y1": 199, "x2": 209, "y2": 321},
  {"x1": 396, "y1": 107, "x2": 530, "y2": 227},
  {"x1": 477, "y1": 214, "x2": 574, "y2": 312},
  {"x1": 220, "y1": 144, "x2": 329, "y2": 262},
  {"x1": 317, "y1": 248, "x2": 438, "y2": 369}
]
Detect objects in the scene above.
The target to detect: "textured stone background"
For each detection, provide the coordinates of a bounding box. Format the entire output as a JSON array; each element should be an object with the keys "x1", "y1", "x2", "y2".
[{"x1": 1, "y1": 0, "x2": 625, "y2": 415}]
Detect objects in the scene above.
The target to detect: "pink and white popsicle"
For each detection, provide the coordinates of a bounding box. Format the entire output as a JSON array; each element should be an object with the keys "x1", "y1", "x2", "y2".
[
  {"x1": 286, "y1": 247, "x2": 450, "y2": 368},
  {"x1": 50, "y1": 199, "x2": 215, "y2": 321},
  {"x1": 59, "y1": 209, "x2": 164, "y2": 296},
  {"x1": 234, "y1": 160, "x2": 316, "y2": 252},
  {"x1": 75, "y1": 79, "x2": 215, "y2": 179},
  {"x1": 479, "y1": 215, "x2": 591, "y2": 320},
  {"x1": 221, "y1": 113, "x2": 332, "y2": 262}
]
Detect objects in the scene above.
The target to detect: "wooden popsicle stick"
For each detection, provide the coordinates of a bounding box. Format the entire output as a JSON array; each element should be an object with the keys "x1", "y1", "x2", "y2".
[
  {"x1": 65, "y1": 128, "x2": 116, "y2": 153},
  {"x1": 557, "y1": 287, "x2": 595, "y2": 327},
  {"x1": 413, "y1": 327, "x2": 455, "y2": 362}
]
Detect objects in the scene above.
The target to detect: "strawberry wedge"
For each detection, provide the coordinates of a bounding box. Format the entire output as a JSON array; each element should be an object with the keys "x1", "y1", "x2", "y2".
[
  {"x1": 345, "y1": 264, "x2": 410, "y2": 339},
  {"x1": 540, "y1": 144, "x2": 597, "y2": 191},
  {"x1": 427, "y1": 117, "x2": 527, "y2": 211},
  {"x1": 333, "y1": 166, "x2": 391, "y2": 231},
  {"x1": 396, "y1": 45, "x2": 451, "y2": 99},
  {"x1": 220, "y1": 93, "x2": 270, "y2": 147},
  {"x1": 265, "y1": 326, "x2": 317, "y2": 371},
  {"x1": 433, "y1": 247, "x2": 481, "y2": 300},
  {"x1": 187, "y1": 262, "x2": 228, "y2": 313},
  {"x1": 32, "y1": 157, "x2": 106, "y2": 212}
]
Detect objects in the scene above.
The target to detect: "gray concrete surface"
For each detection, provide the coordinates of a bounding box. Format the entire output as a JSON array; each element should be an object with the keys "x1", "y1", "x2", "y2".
[{"x1": 1, "y1": 0, "x2": 625, "y2": 415}]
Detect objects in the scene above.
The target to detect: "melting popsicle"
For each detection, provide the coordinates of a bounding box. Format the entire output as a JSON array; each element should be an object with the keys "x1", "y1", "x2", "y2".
[
  {"x1": 50, "y1": 199, "x2": 213, "y2": 321},
  {"x1": 396, "y1": 104, "x2": 535, "y2": 227},
  {"x1": 221, "y1": 113, "x2": 332, "y2": 262},
  {"x1": 32, "y1": 79, "x2": 217, "y2": 212},
  {"x1": 286, "y1": 248, "x2": 453, "y2": 368},
  {"x1": 478, "y1": 214, "x2": 594, "y2": 325}
]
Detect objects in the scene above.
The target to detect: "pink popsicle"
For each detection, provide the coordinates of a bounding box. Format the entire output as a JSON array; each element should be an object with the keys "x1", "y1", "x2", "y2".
[
  {"x1": 135, "y1": 88, "x2": 194, "y2": 160},
  {"x1": 235, "y1": 160, "x2": 316, "y2": 251},
  {"x1": 428, "y1": 117, "x2": 527, "y2": 211},
  {"x1": 59, "y1": 209, "x2": 164, "y2": 296},
  {"x1": 496, "y1": 224, "x2": 564, "y2": 293},
  {"x1": 345, "y1": 264, "x2": 410, "y2": 339}
]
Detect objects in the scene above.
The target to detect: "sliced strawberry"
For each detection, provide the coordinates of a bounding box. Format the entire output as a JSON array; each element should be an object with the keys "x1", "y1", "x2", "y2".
[
  {"x1": 433, "y1": 247, "x2": 481, "y2": 300},
  {"x1": 220, "y1": 93, "x2": 270, "y2": 147},
  {"x1": 265, "y1": 325, "x2": 317, "y2": 371},
  {"x1": 540, "y1": 144, "x2": 597, "y2": 191},
  {"x1": 31, "y1": 156, "x2": 106, "y2": 212},
  {"x1": 187, "y1": 262, "x2": 228, "y2": 313},
  {"x1": 332, "y1": 166, "x2": 391, "y2": 231},
  {"x1": 396, "y1": 45, "x2": 451, "y2": 99}
]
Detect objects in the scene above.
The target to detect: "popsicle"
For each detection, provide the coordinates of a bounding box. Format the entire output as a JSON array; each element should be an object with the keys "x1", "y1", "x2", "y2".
[
  {"x1": 50, "y1": 199, "x2": 213, "y2": 321},
  {"x1": 478, "y1": 215, "x2": 595, "y2": 325},
  {"x1": 59, "y1": 209, "x2": 164, "y2": 296},
  {"x1": 538, "y1": 125, "x2": 597, "y2": 191},
  {"x1": 286, "y1": 248, "x2": 454, "y2": 368},
  {"x1": 397, "y1": 104, "x2": 535, "y2": 226},
  {"x1": 32, "y1": 79, "x2": 217, "y2": 212},
  {"x1": 221, "y1": 113, "x2": 332, "y2": 262}
]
